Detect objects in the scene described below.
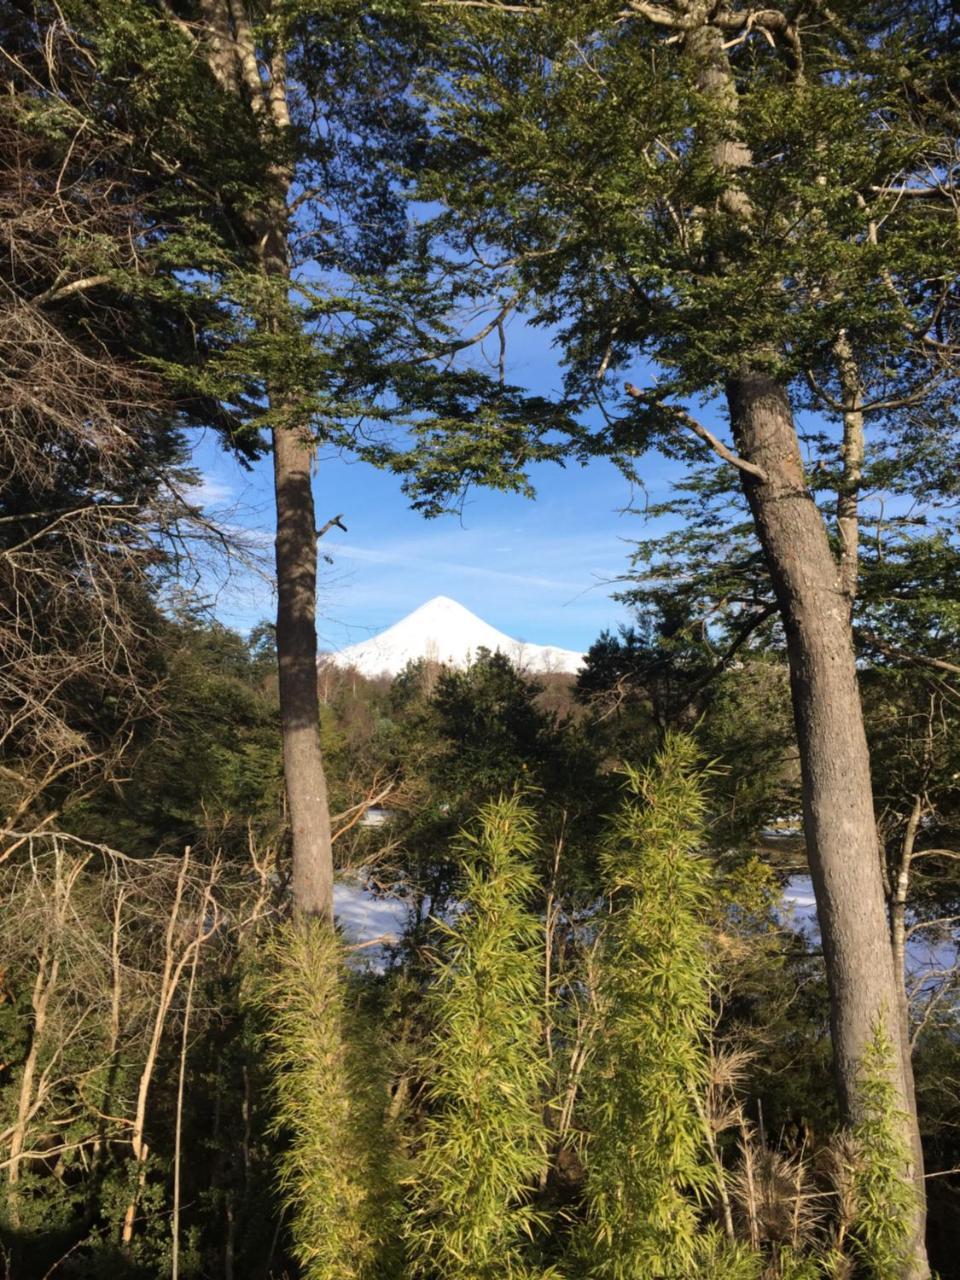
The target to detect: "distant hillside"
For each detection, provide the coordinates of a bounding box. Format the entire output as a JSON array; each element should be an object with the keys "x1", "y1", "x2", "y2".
[{"x1": 320, "y1": 596, "x2": 584, "y2": 678}]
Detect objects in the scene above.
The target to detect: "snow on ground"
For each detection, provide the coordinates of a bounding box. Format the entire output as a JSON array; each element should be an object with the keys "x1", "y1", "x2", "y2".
[
  {"x1": 334, "y1": 880, "x2": 408, "y2": 947},
  {"x1": 782, "y1": 875, "x2": 818, "y2": 920},
  {"x1": 322, "y1": 595, "x2": 584, "y2": 678},
  {"x1": 781, "y1": 874, "x2": 957, "y2": 979},
  {"x1": 333, "y1": 870, "x2": 956, "y2": 987}
]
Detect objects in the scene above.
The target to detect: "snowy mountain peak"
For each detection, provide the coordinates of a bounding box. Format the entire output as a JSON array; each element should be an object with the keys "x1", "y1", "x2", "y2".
[
  {"x1": 403, "y1": 595, "x2": 476, "y2": 622},
  {"x1": 322, "y1": 597, "x2": 584, "y2": 678}
]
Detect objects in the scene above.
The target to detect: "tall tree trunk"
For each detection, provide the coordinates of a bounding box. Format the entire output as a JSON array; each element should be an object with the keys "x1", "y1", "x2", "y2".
[
  {"x1": 260, "y1": 200, "x2": 334, "y2": 921},
  {"x1": 727, "y1": 371, "x2": 928, "y2": 1275},
  {"x1": 678, "y1": 19, "x2": 927, "y2": 1269},
  {"x1": 272, "y1": 419, "x2": 333, "y2": 918},
  {"x1": 190, "y1": 0, "x2": 335, "y2": 920}
]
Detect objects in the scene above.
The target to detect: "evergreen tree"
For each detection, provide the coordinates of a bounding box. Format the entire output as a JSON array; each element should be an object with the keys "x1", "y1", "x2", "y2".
[
  {"x1": 410, "y1": 9, "x2": 960, "y2": 1267},
  {"x1": 10, "y1": 0, "x2": 571, "y2": 921}
]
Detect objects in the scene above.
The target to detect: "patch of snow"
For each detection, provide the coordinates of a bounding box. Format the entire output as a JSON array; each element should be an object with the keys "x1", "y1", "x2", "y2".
[
  {"x1": 779, "y1": 875, "x2": 958, "y2": 981},
  {"x1": 333, "y1": 880, "x2": 408, "y2": 946},
  {"x1": 359, "y1": 806, "x2": 392, "y2": 828},
  {"x1": 321, "y1": 595, "x2": 584, "y2": 678},
  {"x1": 761, "y1": 824, "x2": 803, "y2": 840}
]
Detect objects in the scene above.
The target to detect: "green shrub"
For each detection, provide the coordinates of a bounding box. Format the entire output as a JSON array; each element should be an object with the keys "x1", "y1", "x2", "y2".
[
  {"x1": 576, "y1": 733, "x2": 716, "y2": 1279},
  {"x1": 405, "y1": 794, "x2": 555, "y2": 1280}
]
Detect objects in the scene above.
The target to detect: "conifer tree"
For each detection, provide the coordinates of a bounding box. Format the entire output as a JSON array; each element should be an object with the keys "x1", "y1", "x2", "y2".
[
  {"x1": 9, "y1": 0, "x2": 568, "y2": 919},
  {"x1": 411, "y1": 9, "x2": 959, "y2": 1270}
]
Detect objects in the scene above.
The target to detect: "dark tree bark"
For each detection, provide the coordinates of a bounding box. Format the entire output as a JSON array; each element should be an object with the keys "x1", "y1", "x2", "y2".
[
  {"x1": 727, "y1": 371, "x2": 927, "y2": 1274},
  {"x1": 258, "y1": 201, "x2": 334, "y2": 921}
]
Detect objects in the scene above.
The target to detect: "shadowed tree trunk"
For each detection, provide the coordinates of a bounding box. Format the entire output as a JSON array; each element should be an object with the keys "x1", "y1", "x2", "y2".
[
  {"x1": 727, "y1": 371, "x2": 927, "y2": 1274},
  {"x1": 272, "y1": 419, "x2": 333, "y2": 918}
]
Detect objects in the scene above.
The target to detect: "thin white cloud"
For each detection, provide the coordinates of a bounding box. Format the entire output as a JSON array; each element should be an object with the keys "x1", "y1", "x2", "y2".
[
  {"x1": 332, "y1": 541, "x2": 586, "y2": 593},
  {"x1": 191, "y1": 472, "x2": 236, "y2": 508}
]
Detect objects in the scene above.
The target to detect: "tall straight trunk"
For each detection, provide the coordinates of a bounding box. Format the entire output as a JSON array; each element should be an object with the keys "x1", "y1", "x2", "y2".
[
  {"x1": 726, "y1": 371, "x2": 928, "y2": 1274},
  {"x1": 194, "y1": 0, "x2": 338, "y2": 922},
  {"x1": 260, "y1": 204, "x2": 333, "y2": 921},
  {"x1": 272, "y1": 417, "x2": 333, "y2": 918},
  {"x1": 677, "y1": 20, "x2": 927, "y2": 1270}
]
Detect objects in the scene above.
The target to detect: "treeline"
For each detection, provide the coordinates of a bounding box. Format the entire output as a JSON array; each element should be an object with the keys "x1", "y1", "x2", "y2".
[
  {"x1": 1, "y1": 0, "x2": 960, "y2": 1277},
  {"x1": 2, "y1": 615, "x2": 958, "y2": 1275}
]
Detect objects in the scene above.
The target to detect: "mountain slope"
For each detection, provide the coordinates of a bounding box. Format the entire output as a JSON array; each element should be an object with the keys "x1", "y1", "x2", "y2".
[{"x1": 323, "y1": 596, "x2": 584, "y2": 677}]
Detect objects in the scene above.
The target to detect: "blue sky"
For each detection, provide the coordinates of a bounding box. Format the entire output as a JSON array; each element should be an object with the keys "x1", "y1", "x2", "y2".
[{"x1": 184, "y1": 314, "x2": 691, "y2": 655}]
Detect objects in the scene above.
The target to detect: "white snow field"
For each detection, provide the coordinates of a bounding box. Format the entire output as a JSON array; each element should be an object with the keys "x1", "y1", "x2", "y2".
[{"x1": 323, "y1": 595, "x2": 584, "y2": 678}]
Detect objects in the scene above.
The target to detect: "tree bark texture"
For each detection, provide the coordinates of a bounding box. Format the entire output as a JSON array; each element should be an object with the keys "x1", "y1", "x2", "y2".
[
  {"x1": 260, "y1": 208, "x2": 334, "y2": 918},
  {"x1": 272, "y1": 421, "x2": 334, "y2": 919},
  {"x1": 726, "y1": 371, "x2": 928, "y2": 1273},
  {"x1": 191, "y1": 0, "x2": 335, "y2": 920},
  {"x1": 674, "y1": 17, "x2": 927, "y2": 1270}
]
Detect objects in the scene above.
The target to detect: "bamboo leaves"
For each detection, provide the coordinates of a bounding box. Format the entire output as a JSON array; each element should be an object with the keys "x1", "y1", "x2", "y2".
[
  {"x1": 575, "y1": 734, "x2": 716, "y2": 1279},
  {"x1": 253, "y1": 919, "x2": 400, "y2": 1280},
  {"x1": 405, "y1": 794, "x2": 555, "y2": 1280}
]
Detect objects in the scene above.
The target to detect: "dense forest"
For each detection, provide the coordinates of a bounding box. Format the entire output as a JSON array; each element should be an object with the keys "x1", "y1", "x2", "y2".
[{"x1": 1, "y1": 1, "x2": 959, "y2": 1277}]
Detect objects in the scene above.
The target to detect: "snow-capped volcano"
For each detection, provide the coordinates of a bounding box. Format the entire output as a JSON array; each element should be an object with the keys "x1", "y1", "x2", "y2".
[{"x1": 323, "y1": 596, "x2": 584, "y2": 678}]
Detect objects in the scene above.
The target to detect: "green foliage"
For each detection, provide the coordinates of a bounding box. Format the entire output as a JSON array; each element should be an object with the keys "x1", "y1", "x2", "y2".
[
  {"x1": 253, "y1": 918, "x2": 400, "y2": 1280},
  {"x1": 67, "y1": 615, "x2": 284, "y2": 858},
  {"x1": 777, "y1": 1246, "x2": 831, "y2": 1280},
  {"x1": 355, "y1": 650, "x2": 606, "y2": 926},
  {"x1": 406, "y1": 794, "x2": 554, "y2": 1280},
  {"x1": 576, "y1": 733, "x2": 716, "y2": 1278},
  {"x1": 577, "y1": 611, "x2": 797, "y2": 849},
  {"x1": 415, "y1": 1, "x2": 959, "y2": 399},
  {"x1": 849, "y1": 1022, "x2": 917, "y2": 1279},
  {"x1": 695, "y1": 1228, "x2": 764, "y2": 1280}
]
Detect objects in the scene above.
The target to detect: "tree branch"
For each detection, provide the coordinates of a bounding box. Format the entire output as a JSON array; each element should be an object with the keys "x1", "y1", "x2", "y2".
[
  {"x1": 425, "y1": 0, "x2": 541, "y2": 10},
  {"x1": 316, "y1": 514, "x2": 347, "y2": 539},
  {"x1": 32, "y1": 274, "x2": 112, "y2": 306},
  {"x1": 854, "y1": 629, "x2": 960, "y2": 677},
  {"x1": 625, "y1": 384, "x2": 767, "y2": 481},
  {"x1": 905, "y1": 914, "x2": 960, "y2": 940},
  {"x1": 414, "y1": 296, "x2": 518, "y2": 364}
]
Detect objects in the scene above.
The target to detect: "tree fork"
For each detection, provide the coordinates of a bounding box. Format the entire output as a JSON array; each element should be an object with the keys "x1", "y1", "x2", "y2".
[{"x1": 726, "y1": 370, "x2": 928, "y2": 1277}]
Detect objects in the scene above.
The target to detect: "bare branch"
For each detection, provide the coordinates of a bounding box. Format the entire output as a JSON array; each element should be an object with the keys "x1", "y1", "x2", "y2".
[
  {"x1": 854, "y1": 629, "x2": 960, "y2": 678},
  {"x1": 317, "y1": 513, "x2": 347, "y2": 539},
  {"x1": 32, "y1": 274, "x2": 113, "y2": 306},
  {"x1": 414, "y1": 296, "x2": 519, "y2": 365}
]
